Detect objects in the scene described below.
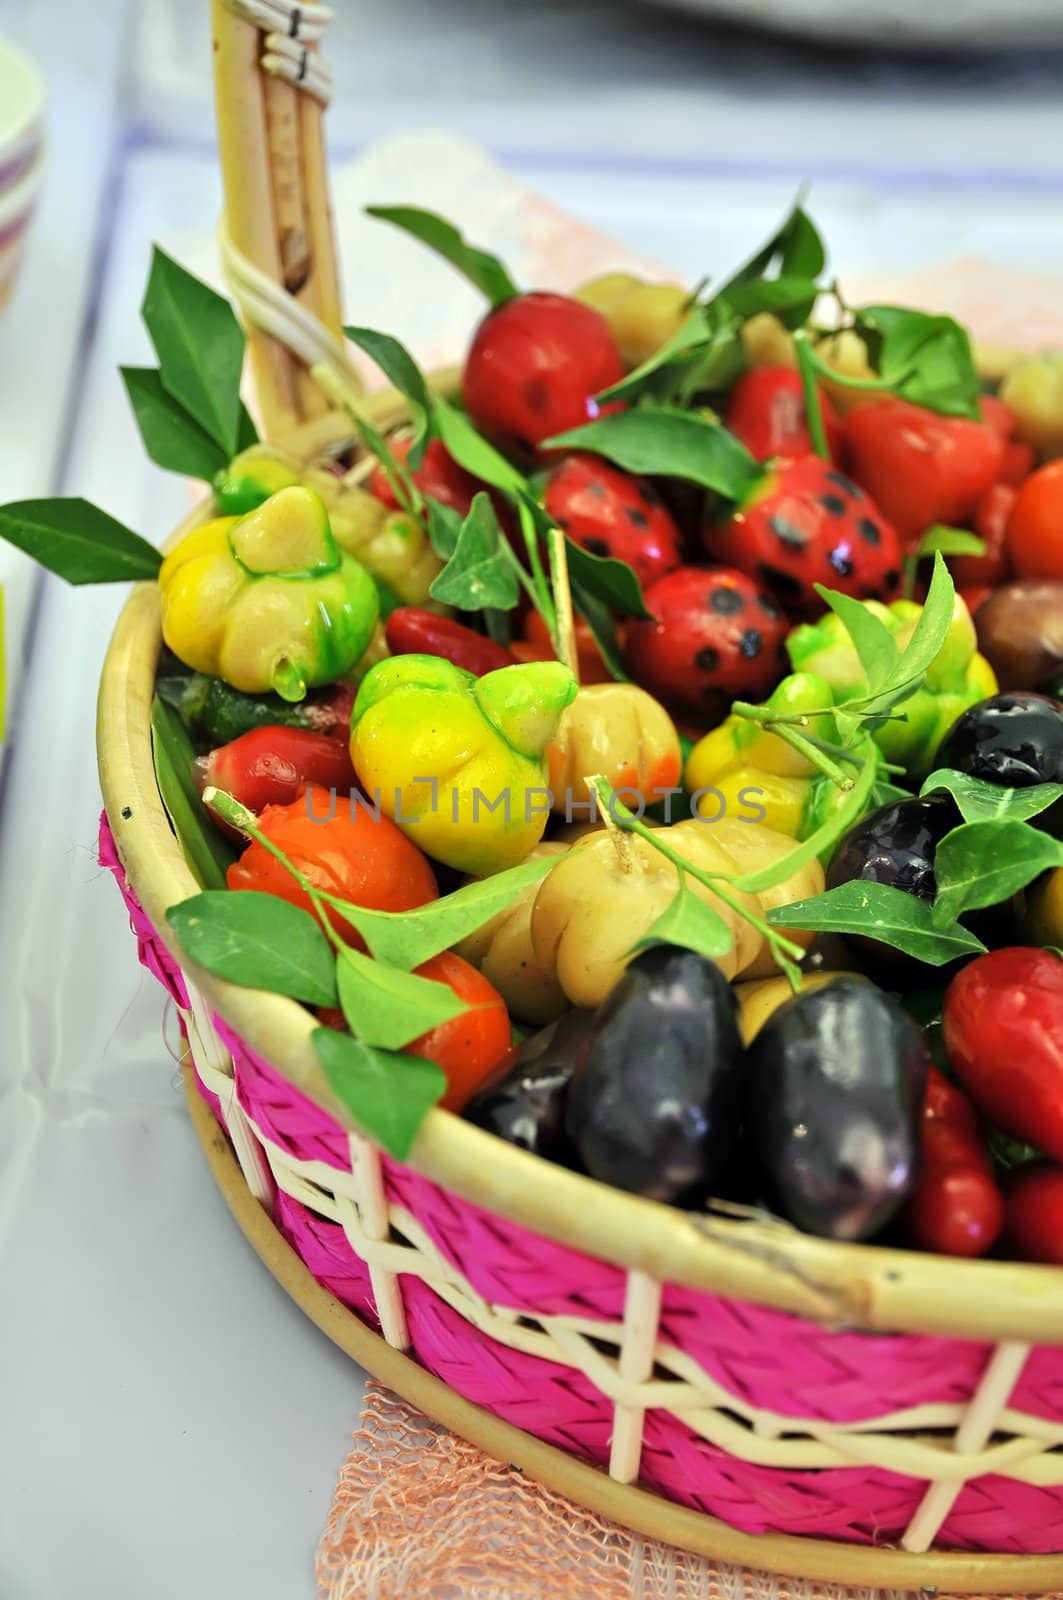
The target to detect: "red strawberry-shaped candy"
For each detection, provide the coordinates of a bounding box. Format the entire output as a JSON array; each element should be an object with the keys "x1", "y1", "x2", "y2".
[
  {"x1": 725, "y1": 365, "x2": 843, "y2": 464},
  {"x1": 368, "y1": 435, "x2": 484, "y2": 516},
  {"x1": 463, "y1": 292, "x2": 625, "y2": 458},
  {"x1": 624, "y1": 565, "x2": 787, "y2": 718},
  {"x1": 705, "y1": 455, "x2": 901, "y2": 619},
  {"x1": 543, "y1": 454, "x2": 683, "y2": 589}
]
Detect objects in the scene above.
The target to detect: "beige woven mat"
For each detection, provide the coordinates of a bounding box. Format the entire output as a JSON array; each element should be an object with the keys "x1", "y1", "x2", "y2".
[{"x1": 316, "y1": 1384, "x2": 1036, "y2": 1600}]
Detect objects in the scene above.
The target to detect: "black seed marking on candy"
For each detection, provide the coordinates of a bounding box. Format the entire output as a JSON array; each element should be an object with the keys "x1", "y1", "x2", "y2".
[
  {"x1": 584, "y1": 538, "x2": 610, "y2": 557},
  {"x1": 585, "y1": 480, "x2": 606, "y2": 498},
  {"x1": 522, "y1": 376, "x2": 551, "y2": 414},
  {"x1": 625, "y1": 507, "x2": 650, "y2": 529},
  {"x1": 708, "y1": 585, "x2": 744, "y2": 615},
  {"x1": 819, "y1": 494, "x2": 847, "y2": 516},
  {"x1": 556, "y1": 515, "x2": 571, "y2": 531},
  {"x1": 695, "y1": 646, "x2": 721, "y2": 672},
  {"x1": 739, "y1": 628, "x2": 762, "y2": 659},
  {"x1": 858, "y1": 517, "x2": 882, "y2": 546},
  {"x1": 121, "y1": 806, "x2": 133, "y2": 820},
  {"x1": 884, "y1": 568, "x2": 900, "y2": 588},
  {"x1": 757, "y1": 593, "x2": 781, "y2": 618},
  {"x1": 827, "y1": 470, "x2": 854, "y2": 493},
  {"x1": 770, "y1": 515, "x2": 808, "y2": 550},
  {"x1": 638, "y1": 483, "x2": 661, "y2": 505},
  {"x1": 758, "y1": 563, "x2": 804, "y2": 601},
  {"x1": 828, "y1": 546, "x2": 854, "y2": 578}
]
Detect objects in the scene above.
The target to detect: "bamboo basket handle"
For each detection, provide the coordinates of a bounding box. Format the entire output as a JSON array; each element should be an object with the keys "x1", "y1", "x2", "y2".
[{"x1": 211, "y1": 0, "x2": 361, "y2": 442}]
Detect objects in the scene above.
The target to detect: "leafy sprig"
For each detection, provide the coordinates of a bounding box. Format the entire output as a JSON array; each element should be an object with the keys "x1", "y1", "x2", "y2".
[{"x1": 165, "y1": 788, "x2": 569, "y2": 1156}]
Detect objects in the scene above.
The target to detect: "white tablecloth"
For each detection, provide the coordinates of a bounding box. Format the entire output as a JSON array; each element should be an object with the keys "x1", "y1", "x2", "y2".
[{"x1": 2, "y1": 4, "x2": 1063, "y2": 1596}]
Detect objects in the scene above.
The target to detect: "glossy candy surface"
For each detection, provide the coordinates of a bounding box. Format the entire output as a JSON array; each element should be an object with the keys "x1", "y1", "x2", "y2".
[
  {"x1": 565, "y1": 946, "x2": 745, "y2": 1203},
  {"x1": 745, "y1": 979, "x2": 929, "y2": 1240}
]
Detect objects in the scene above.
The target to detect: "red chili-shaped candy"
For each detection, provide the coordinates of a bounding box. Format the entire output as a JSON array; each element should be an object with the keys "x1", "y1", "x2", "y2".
[
  {"x1": 904, "y1": 1066, "x2": 1004, "y2": 1258},
  {"x1": 949, "y1": 482, "x2": 1016, "y2": 589},
  {"x1": 624, "y1": 564, "x2": 787, "y2": 718},
  {"x1": 705, "y1": 455, "x2": 901, "y2": 619},
  {"x1": 196, "y1": 725, "x2": 356, "y2": 824},
  {"x1": 1005, "y1": 1161, "x2": 1063, "y2": 1265},
  {"x1": 943, "y1": 947, "x2": 1063, "y2": 1164},
  {"x1": 384, "y1": 609, "x2": 517, "y2": 677},
  {"x1": 463, "y1": 292, "x2": 625, "y2": 458},
  {"x1": 543, "y1": 453, "x2": 683, "y2": 589},
  {"x1": 724, "y1": 365, "x2": 843, "y2": 464}
]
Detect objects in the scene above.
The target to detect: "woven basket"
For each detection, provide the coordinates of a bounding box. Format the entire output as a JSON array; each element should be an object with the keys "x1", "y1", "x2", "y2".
[{"x1": 95, "y1": 3, "x2": 1063, "y2": 1590}]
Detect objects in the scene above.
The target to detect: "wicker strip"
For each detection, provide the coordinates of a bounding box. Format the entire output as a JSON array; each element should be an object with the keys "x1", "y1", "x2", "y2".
[
  {"x1": 346, "y1": 1132, "x2": 410, "y2": 1352},
  {"x1": 184, "y1": 981, "x2": 275, "y2": 1209},
  {"x1": 611, "y1": 1272, "x2": 664, "y2": 1484},
  {"x1": 195, "y1": 1051, "x2": 1063, "y2": 1493},
  {"x1": 260, "y1": 34, "x2": 332, "y2": 102},
  {"x1": 902, "y1": 1342, "x2": 1033, "y2": 1553},
  {"x1": 224, "y1": 0, "x2": 333, "y2": 41},
  {"x1": 219, "y1": 225, "x2": 362, "y2": 410}
]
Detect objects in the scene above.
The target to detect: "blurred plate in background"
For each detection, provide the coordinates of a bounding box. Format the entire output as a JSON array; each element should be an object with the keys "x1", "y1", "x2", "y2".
[
  {"x1": 644, "y1": 0, "x2": 1063, "y2": 49},
  {"x1": 0, "y1": 38, "x2": 44, "y2": 313}
]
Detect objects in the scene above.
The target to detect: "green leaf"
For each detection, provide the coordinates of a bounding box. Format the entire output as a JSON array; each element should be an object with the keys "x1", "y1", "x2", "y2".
[
  {"x1": 855, "y1": 306, "x2": 979, "y2": 420},
  {"x1": 722, "y1": 274, "x2": 821, "y2": 323},
  {"x1": 915, "y1": 525, "x2": 986, "y2": 561},
  {"x1": 564, "y1": 536, "x2": 651, "y2": 621},
  {"x1": 543, "y1": 407, "x2": 761, "y2": 500},
  {"x1": 236, "y1": 402, "x2": 260, "y2": 451},
  {"x1": 728, "y1": 743, "x2": 879, "y2": 894},
  {"x1": 336, "y1": 946, "x2": 467, "y2": 1049},
  {"x1": 141, "y1": 247, "x2": 246, "y2": 454},
  {"x1": 425, "y1": 497, "x2": 463, "y2": 560},
  {"x1": 814, "y1": 583, "x2": 899, "y2": 693},
  {"x1": 365, "y1": 205, "x2": 519, "y2": 308},
  {"x1": 335, "y1": 852, "x2": 566, "y2": 970},
  {"x1": 768, "y1": 879, "x2": 987, "y2": 965},
  {"x1": 597, "y1": 306, "x2": 717, "y2": 405},
  {"x1": 429, "y1": 491, "x2": 519, "y2": 611},
  {"x1": 932, "y1": 819, "x2": 1063, "y2": 927},
  {"x1": 571, "y1": 584, "x2": 630, "y2": 681},
  {"x1": 434, "y1": 396, "x2": 525, "y2": 494},
  {"x1": 632, "y1": 872, "x2": 733, "y2": 961},
  {"x1": 121, "y1": 367, "x2": 229, "y2": 482},
  {"x1": 313, "y1": 1028, "x2": 447, "y2": 1160},
  {"x1": 150, "y1": 698, "x2": 237, "y2": 890},
  {"x1": 921, "y1": 767, "x2": 1063, "y2": 823},
  {"x1": 778, "y1": 207, "x2": 827, "y2": 280},
  {"x1": 167, "y1": 890, "x2": 339, "y2": 1005},
  {"x1": 716, "y1": 202, "x2": 826, "y2": 298},
  {"x1": 869, "y1": 553, "x2": 955, "y2": 704},
  {"x1": 0, "y1": 498, "x2": 161, "y2": 584},
  {"x1": 922, "y1": 771, "x2": 1063, "y2": 825},
  {"x1": 343, "y1": 326, "x2": 432, "y2": 464}
]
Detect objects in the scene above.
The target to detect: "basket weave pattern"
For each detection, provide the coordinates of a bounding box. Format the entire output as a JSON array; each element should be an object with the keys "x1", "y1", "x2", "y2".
[{"x1": 98, "y1": 816, "x2": 1063, "y2": 1556}]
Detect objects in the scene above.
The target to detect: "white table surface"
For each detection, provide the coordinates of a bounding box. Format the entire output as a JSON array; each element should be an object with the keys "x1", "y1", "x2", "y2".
[{"x1": 2, "y1": 5, "x2": 1063, "y2": 1597}]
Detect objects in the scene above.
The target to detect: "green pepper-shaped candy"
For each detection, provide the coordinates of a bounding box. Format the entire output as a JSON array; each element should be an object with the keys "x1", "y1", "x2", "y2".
[
  {"x1": 786, "y1": 594, "x2": 998, "y2": 777},
  {"x1": 213, "y1": 444, "x2": 302, "y2": 516},
  {"x1": 159, "y1": 486, "x2": 379, "y2": 701},
  {"x1": 349, "y1": 654, "x2": 578, "y2": 875}
]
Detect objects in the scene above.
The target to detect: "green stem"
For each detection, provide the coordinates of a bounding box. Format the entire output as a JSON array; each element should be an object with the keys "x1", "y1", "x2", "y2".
[
  {"x1": 731, "y1": 700, "x2": 827, "y2": 727},
  {"x1": 792, "y1": 331, "x2": 830, "y2": 462},
  {"x1": 588, "y1": 777, "x2": 806, "y2": 969},
  {"x1": 517, "y1": 500, "x2": 557, "y2": 634}
]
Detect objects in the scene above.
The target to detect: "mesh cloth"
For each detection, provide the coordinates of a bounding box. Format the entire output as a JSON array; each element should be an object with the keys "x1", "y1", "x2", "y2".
[{"x1": 316, "y1": 1384, "x2": 1038, "y2": 1600}]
